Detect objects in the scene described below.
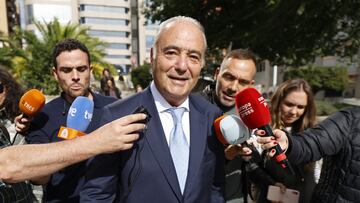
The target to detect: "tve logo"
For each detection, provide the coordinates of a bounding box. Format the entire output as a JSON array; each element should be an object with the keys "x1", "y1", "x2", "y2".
[
  {"x1": 23, "y1": 101, "x2": 35, "y2": 112},
  {"x1": 84, "y1": 110, "x2": 93, "y2": 120},
  {"x1": 69, "y1": 107, "x2": 77, "y2": 117}
]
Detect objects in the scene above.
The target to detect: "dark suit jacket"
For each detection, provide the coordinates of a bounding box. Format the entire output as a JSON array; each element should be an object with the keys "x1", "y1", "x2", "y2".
[{"x1": 81, "y1": 87, "x2": 225, "y2": 203}]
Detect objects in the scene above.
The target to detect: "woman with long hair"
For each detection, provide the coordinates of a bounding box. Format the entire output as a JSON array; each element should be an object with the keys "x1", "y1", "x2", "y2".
[
  {"x1": 0, "y1": 67, "x2": 25, "y2": 142},
  {"x1": 270, "y1": 78, "x2": 317, "y2": 133},
  {"x1": 0, "y1": 66, "x2": 35, "y2": 202},
  {"x1": 253, "y1": 78, "x2": 318, "y2": 203}
]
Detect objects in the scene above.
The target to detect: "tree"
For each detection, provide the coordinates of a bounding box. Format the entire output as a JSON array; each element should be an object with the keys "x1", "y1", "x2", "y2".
[
  {"x1": 12, "y1": 18, "x2": 113, "y2": 95},
  {"x1": 284, "y1": 66, "x2": 348, "y2": 94},
  {"x1": 131, "y1": 63, "x2": 152, "y2": 89},
  {"x1": 144, "y1": 0, "x2": 360, "y2": 67},
  {"x1": 0, "y1": 33, "x2": 26, "y2": 69}
]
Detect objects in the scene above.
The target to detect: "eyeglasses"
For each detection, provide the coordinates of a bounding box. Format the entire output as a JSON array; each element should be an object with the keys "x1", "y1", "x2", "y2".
[{"x1": 0, "y1": 83, "x2": 4, "y2": 94}]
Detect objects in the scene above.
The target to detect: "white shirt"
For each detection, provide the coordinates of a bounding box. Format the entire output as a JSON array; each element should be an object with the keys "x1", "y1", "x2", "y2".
[{"x1": 150, "y1": 82, "x2": 190, "y2": 145}]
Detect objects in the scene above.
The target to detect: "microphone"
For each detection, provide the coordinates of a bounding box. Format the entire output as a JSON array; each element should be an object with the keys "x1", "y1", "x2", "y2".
[
  {"x1": 214, "y1": 114, "x2": 262, "y2": 162},
  {"x1": 58, "y1": 96, "x2": 94, "y2": 140},
  {"x1": 235, "y1": 87, "x2": 294, "y2": 174},
  {"x1": 214, "y1": 115, "x2": 251, "y2": 145},
  {"x1": 11, "y1": 89, "x2": 46, "y2": 145},
  {"x1": 19, "y1": 89, "x2": 46, "y2": 117}
]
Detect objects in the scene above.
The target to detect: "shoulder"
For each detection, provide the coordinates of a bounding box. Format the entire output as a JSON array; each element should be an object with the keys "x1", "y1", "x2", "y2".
[
  {"x1": 327, "y1": 107, "x2": 360, "y2": 125},
  {"x1": 101, "y1": 92, "x2": 144, "y2": 121},
  {"x1": 41, "y1": 96, "x2": 63, "y2": 113},
  {"x1": 92, "y1": 92, "x2": 117, "y2": 107},
  {"x1": 189, "y1": 93, "x2": 221, "y2": 116}
]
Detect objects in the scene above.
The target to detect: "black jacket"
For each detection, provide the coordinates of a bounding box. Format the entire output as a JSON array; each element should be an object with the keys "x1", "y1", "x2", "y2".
[{"x1": 288, "y1": 107, "x2": 360, "y2": 202}]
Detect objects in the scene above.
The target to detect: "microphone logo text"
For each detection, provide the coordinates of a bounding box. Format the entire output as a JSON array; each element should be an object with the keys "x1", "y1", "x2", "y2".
[
  {"x1": 23, "y1": 101, "x2": 35, "y2": 112},
  {"x1": 69, "y1": 107, "x2": 77, "y2": 117},
  {"x1": 68, "y1": 107, "x2": 92, "y2": 120},
  {"x1": 84, "y1": 110, "x2": 93, "y2": 120},
  {"x1": 239, "y1": 102, "x2": 254, "y2": 118}
]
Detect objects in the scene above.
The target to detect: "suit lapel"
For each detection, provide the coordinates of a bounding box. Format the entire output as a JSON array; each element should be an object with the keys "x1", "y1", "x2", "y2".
[
  {"x1": 141, "y1": 88, "x2": 183, "y2": 201},
  {"x1": 184, "y1": 96, "x2": 207, "y2": 194}
]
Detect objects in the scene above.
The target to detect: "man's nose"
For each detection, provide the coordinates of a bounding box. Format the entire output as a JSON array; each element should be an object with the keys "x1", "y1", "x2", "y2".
[
  {"x1": 229, "y1": 81, "x2": 240, "y2": 92},
  {"x1": 72, "y1": 69, "x2": 80, "y2": 82},
  {"x1": 175, "y1": 55, "x2": 188, "y2": 72}
]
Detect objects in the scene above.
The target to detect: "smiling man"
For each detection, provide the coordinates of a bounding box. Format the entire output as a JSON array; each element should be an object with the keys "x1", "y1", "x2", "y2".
[
  {"x1": 25, "y1": 39, "x2": 117, "y2": 202},
  {"x1": 81, "y1": 16, "x2": 225, "y2": 203}
]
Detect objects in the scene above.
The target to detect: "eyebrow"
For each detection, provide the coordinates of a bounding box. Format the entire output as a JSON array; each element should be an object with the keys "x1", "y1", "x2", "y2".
[
  {"x1": 162, "y1": 45, "x2": 202, "y2": 57},
  {"x1": 59, "y1": 65, "x2": 88, "y2": 69},
  {"x1": 223, "y1": 71, "x2": 252, "y2": 84}
]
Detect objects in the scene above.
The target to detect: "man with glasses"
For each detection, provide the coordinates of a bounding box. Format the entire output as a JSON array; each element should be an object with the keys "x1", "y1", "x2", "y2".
[{"x1": 25, "y1": 39, "x2": 117, "y2": 202}]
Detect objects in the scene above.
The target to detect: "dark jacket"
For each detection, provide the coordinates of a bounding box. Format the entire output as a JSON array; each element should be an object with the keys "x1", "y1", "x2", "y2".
[
  {"x1": 288, "y1": 107, "x2": 360, "y2": 203},
  {"x1": 26, "y1": 92, "x2": 116, "y2": 203},
  {"x1": 81, "y1": 87, "x2": 225, "y2": 203}
]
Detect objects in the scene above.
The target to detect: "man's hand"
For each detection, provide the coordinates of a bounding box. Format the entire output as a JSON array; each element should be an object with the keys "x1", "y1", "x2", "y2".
[
  {"x1": 91, "y1": 113, "x2": 147, "y2": 154},
  {"x1": 14, "y1": 114, "x2": 32, "y2": 134},
  {"x1": 256, "y1": 129, "x2": 288, "y2": 157}
]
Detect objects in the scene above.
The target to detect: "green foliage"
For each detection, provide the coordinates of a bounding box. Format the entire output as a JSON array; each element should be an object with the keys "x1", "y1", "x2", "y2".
[
  {"x1": 284, "y1": 66, "x2": 348, "y2": 93},
  {"x1": 11, "y1": 18, "x2": 113, "y2": 95},
  {"x1": 131, "y1": 63, "x2": 153, "y2": 89},
  {"x1": 92, "y1": 63, "x2": 118, "y2": 80},
  {"x1": 0, "y1": 34, "x2": 26, "y2": 69},
  {"x1": 315, "y1": 100, "x2": 338, "y2": 116},
  {"x1": 144, "y1": 0, "x2": 360, "y2": 67}
]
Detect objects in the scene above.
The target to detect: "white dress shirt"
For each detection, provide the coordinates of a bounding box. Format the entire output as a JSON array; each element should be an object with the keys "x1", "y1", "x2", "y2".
[{"x1": 150, "y1": 82, "x2": 190, "y2": 146}]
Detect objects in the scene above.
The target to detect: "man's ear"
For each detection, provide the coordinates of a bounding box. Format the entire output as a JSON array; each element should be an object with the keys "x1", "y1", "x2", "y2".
[
  {"x1": 250, "y1": 80, "x2": 255, "y2": 86},
  {"x1": 150, "y1": 48, "x2": 154, "y2": 63},
  {"x1": 52, "y1": 67, "x2": 59, "y2": 81},
  {"x1": 214, "y1": 67, "x2": 220, "y2": 80}
]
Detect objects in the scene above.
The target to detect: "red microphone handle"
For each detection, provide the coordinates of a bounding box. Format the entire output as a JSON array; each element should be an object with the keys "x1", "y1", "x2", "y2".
[{"x1": 259, "y1": 125, "x2": 295, "y2": 175}]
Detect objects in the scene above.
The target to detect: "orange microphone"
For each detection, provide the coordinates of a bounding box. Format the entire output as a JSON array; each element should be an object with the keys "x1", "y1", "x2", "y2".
[{"x1": 19, "y1": 89, "x2": 46, "y2": 117}]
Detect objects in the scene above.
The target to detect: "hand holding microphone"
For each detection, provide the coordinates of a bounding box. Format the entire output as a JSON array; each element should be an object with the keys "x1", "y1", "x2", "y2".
[
  {"x1": 58, "y1": 96, "x2": 94, "y2": 140},
  {"x1": 213, "y1": 114, "x2": 261, "y2": 161},
  {"x1": 256, "y1": 129, "x2": 289, "y2": 156},
  {"x1": 235, "y1": 87, "x2": 294, "y2": 174},
  {"x1": 13, "y1": 89, "x2": 45, "y2": 140}
]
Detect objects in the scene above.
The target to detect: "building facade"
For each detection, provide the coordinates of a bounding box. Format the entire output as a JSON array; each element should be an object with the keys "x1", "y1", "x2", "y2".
[
  {"x1": 18, "y1": 0, "x2": 158, "y2": 73},
  {"x1": 0, "y1": 0, "x2": 19, "y2": 36}
]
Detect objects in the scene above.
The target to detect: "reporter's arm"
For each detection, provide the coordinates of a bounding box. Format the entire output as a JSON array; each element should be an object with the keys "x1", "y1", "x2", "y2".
[{"x1": 0, "y1": 113, "x2": 146, "y2": 183}]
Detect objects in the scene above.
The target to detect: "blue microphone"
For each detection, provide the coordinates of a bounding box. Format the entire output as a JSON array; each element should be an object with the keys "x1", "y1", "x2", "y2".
[{"x1": 58, "y1": 96, "x2": 94, "y2": 140}]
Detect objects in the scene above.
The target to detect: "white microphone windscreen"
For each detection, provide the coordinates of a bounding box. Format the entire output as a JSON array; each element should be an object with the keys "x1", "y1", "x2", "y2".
[{"x1": 220, "y1": 115, "x2": 251, "y2": 145}]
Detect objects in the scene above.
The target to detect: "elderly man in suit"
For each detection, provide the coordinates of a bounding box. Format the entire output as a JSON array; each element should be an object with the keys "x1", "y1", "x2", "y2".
[{"x1": 80, "y1": 16, "x2": 225, "y2": 203}]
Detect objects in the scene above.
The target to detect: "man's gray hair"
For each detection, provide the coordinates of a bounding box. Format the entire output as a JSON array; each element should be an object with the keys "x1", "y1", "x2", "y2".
[{"x1": 152, "y1": 16, "x2": 207, "y2": 66}]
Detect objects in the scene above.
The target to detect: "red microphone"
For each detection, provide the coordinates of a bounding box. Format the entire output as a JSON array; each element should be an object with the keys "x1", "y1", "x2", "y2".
[{"x1": 235, "y1": 87, "x2": 294, "y2": 174}]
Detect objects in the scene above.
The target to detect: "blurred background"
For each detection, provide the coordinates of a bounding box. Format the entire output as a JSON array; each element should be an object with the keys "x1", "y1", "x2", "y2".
[{"x1": 1, "y1": 0, "x2": 360, "y2": 116}]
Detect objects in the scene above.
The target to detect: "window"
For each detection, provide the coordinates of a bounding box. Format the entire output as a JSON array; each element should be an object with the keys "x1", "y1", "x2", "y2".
[
  {"x1": 27, "y1": 4, "x2": 71, "y2": 24},
  {"x1": 107, "y1": 43, "x2": 129, "y2": 49},
  {"x1": 88, "y1": 30, "x2": 129, "y2": 37},
  {"x1": 79, "y1": 4, "x2": 129, "y2": 14},
  {"x1": 105, "y1": 55, "x2": 131, "y2": 59},
  {"x1": 81, "y1": 17, "x2": 129, "y2": 26}
]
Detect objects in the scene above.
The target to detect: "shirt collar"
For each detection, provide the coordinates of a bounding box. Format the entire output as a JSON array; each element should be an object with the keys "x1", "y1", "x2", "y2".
[
  {"x1": 60, "y1": 90, "x2": 102, "y2": 108},
  {"x1": 150, "y1": 81, "x2": 189, "y2": 113}
]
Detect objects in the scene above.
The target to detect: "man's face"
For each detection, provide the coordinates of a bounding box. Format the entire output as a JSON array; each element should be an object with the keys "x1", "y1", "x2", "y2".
[
  {"x1": 151, "y1": 21, "x2": 205, "y2": 106},
  {"x1": 53, "y1": 49, "x2": 92, "y2": 101},
  {"x1": 215, "y1": 58, "x2": 255, "y2": 107}
]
